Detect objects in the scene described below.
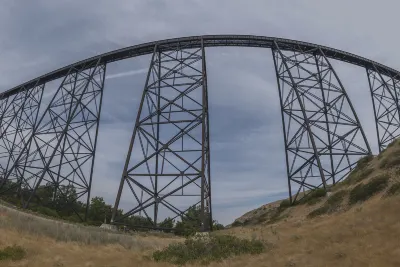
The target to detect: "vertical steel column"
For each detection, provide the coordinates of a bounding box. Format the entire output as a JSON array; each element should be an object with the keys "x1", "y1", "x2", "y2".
[
  {"x1": 1, "y1": 58, "x2": 105, "y2": 219},
  {"x1": 272, "y1": 41, "x2": 327, "y2": 202},
  {"x1": 111, "y1": 45, "x2": 158, "y2": 223},
  {"x1": 0, "y1": 82, "x2": 44, "y2": 192},
  {"x1": 112, "y1": 39, "x2": 211, "y2": 232},
  {"x1": 366, "y1": 66, "x2": 400, "y2": 152},
  {"x1": 202, "y1": 39, "x2": 213, "y2": 231},
  {"x1": 317, "y1": 49, "x2": 372, "y2": 181},
  {"x1": 272, "y1": 42, "x2": 371, "y2": 202},
  {"x1": 85, "y1": 64, "x2": 107, "y2": 220},
  {"x1": 272, "y1": 49, "x2": 293, "y2": 204}
]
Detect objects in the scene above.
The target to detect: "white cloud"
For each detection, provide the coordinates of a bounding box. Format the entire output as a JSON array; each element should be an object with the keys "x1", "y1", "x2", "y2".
[{"x1": 105, "y1": 69, "x2": 148, "y2": 80}]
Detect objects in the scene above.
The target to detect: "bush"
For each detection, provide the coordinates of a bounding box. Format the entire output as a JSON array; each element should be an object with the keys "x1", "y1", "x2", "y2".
[
  {"x1": 279, "y1": 199, "x2": 291, "y2": 210},
  {"x1": 0, "y1": 245, "x2": 26, "y2": 261},
  {"x1": 379, "y1": 148, "x2": 400, "y2": 169},
  {"x1": 340, "y1": 159, "x2": 374, "y2": 187},
  {"x1": 380, "y1": 157, "x2": 400, "y2": 169},
  {"x1": 35, "y1": 206, "x2": 60, "y2": 218},
  {"x1": 349, "y1": 174, "x2": 390, "y2": 205},
  {"x1": 308, "y1": 205, "x2": 330, "y2": 218},
  {"x1": 152, "y1": 235, "x2": 265, "y2": 265},
  {"x1": 231, "y1": 220, "x2": 243, "y2": 227},
  {"x1": 298, "y1": 188, "x2": 326, "y2": 205},
  {"x1": 307, "y1": 190, "x2": 347, "y2": 218},
  {"x1": 356, "y1": 154, "x2": 374, "y2": 169},
  {"x1": 351, "y1": 167, "x2": 374, "y2": 184},
  {"x1": 385, "y1": 182, "x2": 400, "y2": 197},
  {"x1": 326, "y1": 190, "x2": 347, "y2": 206}
]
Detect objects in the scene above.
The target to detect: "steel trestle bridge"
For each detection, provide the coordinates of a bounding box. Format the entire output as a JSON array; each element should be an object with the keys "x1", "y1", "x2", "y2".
[{"x1": 0, "y1": 35, "x2": 398, "y2": 231}]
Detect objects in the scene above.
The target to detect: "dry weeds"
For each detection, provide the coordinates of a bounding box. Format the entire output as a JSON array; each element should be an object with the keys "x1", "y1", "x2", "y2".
[
  {"x1": 1, "y1": 193, "x2": 400, "y2": 266},
  {"x1": 2, "y1": 146, "x2": 400, "y2": 266}
]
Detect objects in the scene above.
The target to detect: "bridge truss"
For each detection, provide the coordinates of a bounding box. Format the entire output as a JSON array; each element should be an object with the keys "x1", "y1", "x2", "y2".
[{"x1": 0, "y1": 35, "x2": 398, "y2": 231}]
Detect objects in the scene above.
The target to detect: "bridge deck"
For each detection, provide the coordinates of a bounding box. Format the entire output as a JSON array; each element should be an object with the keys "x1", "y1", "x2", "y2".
[{"x1": 2, "y1": 35, "x2": 399, "y2": 99}]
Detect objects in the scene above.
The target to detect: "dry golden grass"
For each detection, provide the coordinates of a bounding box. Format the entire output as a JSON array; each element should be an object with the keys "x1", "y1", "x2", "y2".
[
  {"x1": 2, "y1": 145, "x2": 400, "y2": 266},
  {"x1": 1, "y1": 194, "x2": 400, "y2": 266}
]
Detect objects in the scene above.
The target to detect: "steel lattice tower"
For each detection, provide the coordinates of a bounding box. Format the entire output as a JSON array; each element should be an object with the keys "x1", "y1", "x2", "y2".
[
  {"x1": 272, "y1": 43, "x2": 371, "y2": 202},
  {"x1": 366, "y1": 67, "x2": 400, "y2": 152},
  {"x1": 112, "y1": 41, "x2": 211, "y2": 230},
  {"x1": 0, "y1": 59, "x2": 105, "y2": 220}
]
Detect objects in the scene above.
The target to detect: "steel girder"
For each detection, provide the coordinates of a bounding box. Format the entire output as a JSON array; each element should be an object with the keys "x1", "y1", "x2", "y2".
[
  {"x1": 4, "y1": 35, "x2": 400, "y2": 98},
  {"x1": 272, "y1": 42, "x2": 371, "y2": 202},
  {"x1": 0, "y1": 59, "x2": 106, "y2": 220},
  {"x1": 0, "y1": 35, "x2": 399, "y2": 230},
  {"x1": 366, "y1": 67, "x2": 400, "y2": 152},
  {"x1": 112, "y1": 41, "x2": 212, "y2": 231}
]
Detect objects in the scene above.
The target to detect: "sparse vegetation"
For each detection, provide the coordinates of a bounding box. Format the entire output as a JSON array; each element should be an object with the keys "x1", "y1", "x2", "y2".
[
  {"x1": 349, "y1": 167, "x2": 374, "y2": 184},
  {"x1": 326, "y1": 190, "x2": 347, "y2": 206},
  {"x1": 298, "y1": 188, "x2": 327, "y2": 205},
  {"x1": 0, "y1": 180, "x2": 224, "y2": 236},
  {"x1": 0, "y1": 205, "x2": 179, "y2": 250},
  {"x1": 308, "y1": 190, "x2": 347, "y2": 218},
  {"x1": 385, "y1": 182, "x2": 400, "y2": 197},
  {"x1": 152, "y1": 234, "x2": 266, "y2": 265},
  {"x1": 279, "y1": 199, "x2": 291, "y2": 210},
  {"x1": 356, "y1": 154, "x2": 374, "y2": 169},
  {"x1": 336, "y1": 155, "x2": 374, "y2": 188},
  {"x1": 0, "y1": 245, "x2": 26, "y2": 261},
  {"x1": 231, "y1": 220, "x2": 244, "y2": 227},
  {"x1": 307, "y1": 205, "x2": 330, "y2": 218},
  {"x1": 349, "y1": 174, "x2": 390, "y2": 205},
  {"x1": 379, "y1": 153, "x2": 400, "y2": 169}
]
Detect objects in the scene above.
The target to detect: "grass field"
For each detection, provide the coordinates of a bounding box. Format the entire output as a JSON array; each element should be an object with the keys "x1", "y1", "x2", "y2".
[
  {"x1": 2, "y1": 142, "x2": 400, "y2": 266},
  {"x1": 1, "y1": 194, "x2": 400, "y2": 266}
]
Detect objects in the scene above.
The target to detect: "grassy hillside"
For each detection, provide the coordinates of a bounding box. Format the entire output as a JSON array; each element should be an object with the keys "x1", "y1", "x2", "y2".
[{"x1": 2, "y1": 139, "x2": 400, "y2": 266}]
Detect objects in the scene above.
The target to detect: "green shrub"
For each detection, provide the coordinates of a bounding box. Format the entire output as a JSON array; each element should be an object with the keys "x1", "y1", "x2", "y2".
[
  {"x1": 356, "y1": 154, "x2": 374, "y2": 169},
  {"x1": 279, "y1": 199, "x2": 291, "y2": 210},
  {"x1": 307, "y1": 205, "x2": 330, "y2": 218},
  {"x1": 35, "y1": 206, "x2": 60, "y2": 218},
  {"x1": 298, "y1": 188, "x2": 326, "y2": 205},
  {"x1": 152, "y1": 235, "x2": 265, "y2": 265},
  {"x1": 0, "y1": 245, "x2": 26, "y2": 261},
  {"x1": 327, "y1": 190, "x2": 347, "y2": 206},
  {"x1": 349, "y1": 174, "x2": 390, "y2": 205},
  {"x1": 307, "y1": 190, "x2": 347, "y2": 218},
  {"x1": 385, "y1": 182, "x2": 400, "y2": 197},
  {"x1": 231, "y1": 220, "x2": 243, "y2": 227},
  {"x1": 341, "y1": 163, "x2": 374, "y2": 187},
  {"x1": 380, "y1": 157, "x2": 400, "y2": 169},
  {"x1": 379, "y1": 157, "x2": 389, "y2": 168},
  {"x1": 379, "y1": 149, "x2": 400, "y2": 169}
]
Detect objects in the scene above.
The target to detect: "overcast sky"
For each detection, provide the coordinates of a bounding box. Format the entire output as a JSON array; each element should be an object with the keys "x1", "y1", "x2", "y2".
[{"x1": 1, "y1": 0, "x2": 399, "y2": 225}]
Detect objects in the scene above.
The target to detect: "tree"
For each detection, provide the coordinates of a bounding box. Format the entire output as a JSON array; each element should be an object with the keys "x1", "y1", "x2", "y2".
[
  {"x1": 174, "y1": 205, "x2": 225, "y2": 236},
  {"x1": 212, "y1": 220, "x2": 225, "y2": 230},
  {"x1": 174, "y1": 205, "x2": 204, "y2": 236},
  {"x1": 88, "y1": 196, "x2": 112, "y2": 225},
  {"x1": 158, "y1": 217, "x2": 174, "y2": 232}
]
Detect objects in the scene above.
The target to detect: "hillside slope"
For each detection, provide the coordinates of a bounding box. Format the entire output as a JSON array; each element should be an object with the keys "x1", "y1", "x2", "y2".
[
  {"x1": 2, "y1": 140, "x2": 400, "y2": 266},
  {"x1": 231, "y1": 140, "x2": 400, "y2": 228}
]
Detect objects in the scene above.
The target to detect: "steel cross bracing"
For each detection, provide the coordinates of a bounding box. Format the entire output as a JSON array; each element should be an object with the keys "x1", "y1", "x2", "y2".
[
  {"x1": 112, "y1": 41, "x2": 212, "y2": 231},
  {"x1": 0, "y1": 59, "x2": 106, "y2": 220},
  {"x1": 0, "y1": 35, "x2": 400, "y2": 231},
  {"x1": 366, "y1": 67, "x2": 400, "y2": 152},
  {"x1": 0, "y1": 83, "x2": 44, "y2": 191},
  {"x1": 272, "y1": 42, "x2": 371, "y2": 202}
]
